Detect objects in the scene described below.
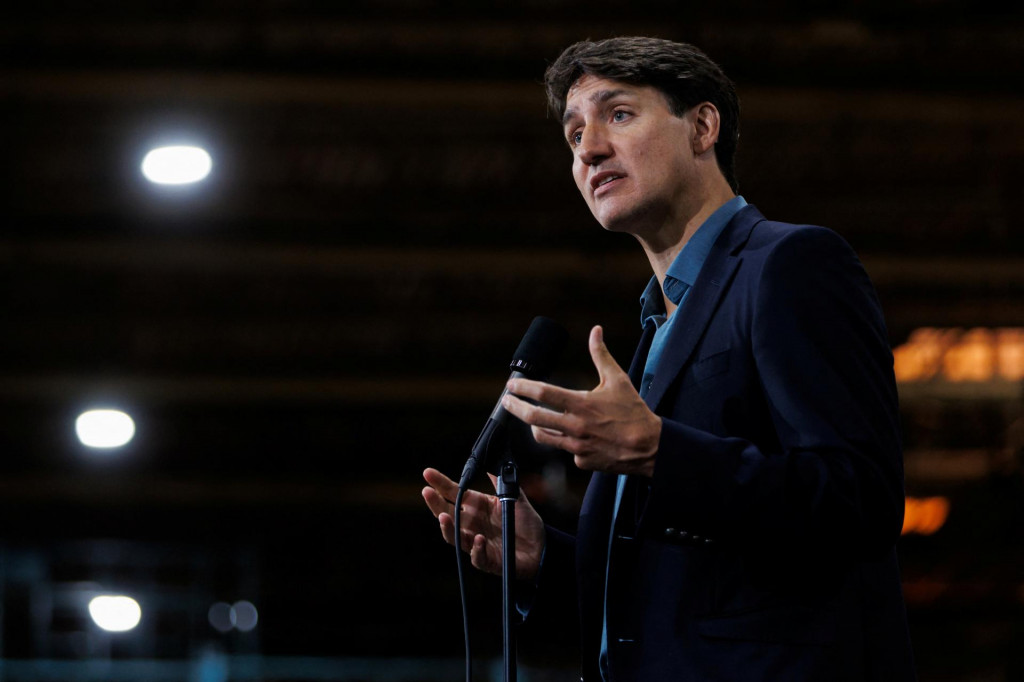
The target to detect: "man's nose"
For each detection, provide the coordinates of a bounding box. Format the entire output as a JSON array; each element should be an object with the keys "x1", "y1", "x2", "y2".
[{"x1": 578, "y1": 124, "x2": 612, "y2": 165}]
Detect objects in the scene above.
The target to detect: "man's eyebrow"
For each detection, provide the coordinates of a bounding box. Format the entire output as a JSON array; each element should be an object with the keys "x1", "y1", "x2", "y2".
[{"x1": 561, "y1": 89, "x2": 631, "y2": 127}]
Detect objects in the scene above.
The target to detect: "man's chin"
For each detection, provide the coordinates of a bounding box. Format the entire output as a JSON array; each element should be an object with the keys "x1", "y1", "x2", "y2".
[
  {"x1": 593, "y1": 209, "x2": 640, "y2": 235},
  {"x1": 591, "y1": 199, "x2": 669, "y2": 237}
]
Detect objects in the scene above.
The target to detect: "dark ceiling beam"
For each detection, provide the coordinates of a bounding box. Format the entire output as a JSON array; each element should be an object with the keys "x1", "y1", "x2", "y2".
[
  {"x1": 3, "y1": 16, "x2": 1022, "y2": 90},
  {"x1": 0, "y1": 240, "x2": 638, "y2": 276},
  {"x1": 0, "y1": 474, "x2": 424, "y2": 508},
  {"x1": 5, "y1": 238, "x2": 1024, "y2": 285},
  {"x1": 0, "y1": 70, "x2": 543, "y2": 109},
  {"x1": 5, "y1": 70, "x2": 1024, "y2": 123},
  {"x1": 0, "y1": 375, "x2": 507, "y2": 404},
  {"x1": 863, "y1": 257, "x2": 1024, "y2": 288}
]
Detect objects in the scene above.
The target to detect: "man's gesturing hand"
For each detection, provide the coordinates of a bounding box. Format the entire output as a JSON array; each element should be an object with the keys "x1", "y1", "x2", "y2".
[
  {"x1": 421, "y1": 467, "x2": 546, "y2": 580},
  {"x1": 502, "y1": 325, "x2": 661, "y2": 477}
]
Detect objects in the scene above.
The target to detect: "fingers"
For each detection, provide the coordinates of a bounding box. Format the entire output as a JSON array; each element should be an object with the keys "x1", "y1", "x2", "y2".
[
  {"x1": 436, "y1": 511, "x2": 456, "y2": 545},
  {"x1": 422, "y1": 467, "x2": 462, "y2": 522},
  {"x1": 531, "y1": 426, "x2": 589, "y2": 460},
  {"x1": 469, "y1": 534, "x2": 493, "y2": 573},
  {"x1": 421, "y1": 485, "x2": 451, "y2": 520},
  {"x1": 438, "y1": 512, "x2": 499, "y2": 575},
  {"x1": 588, "y1": 325, "x2": 623, "y2": 384},
  {"x1": 438, "y1": 511, "x2": 472, "y2": 551},
  {"x1": 505, "y1": 325, "x2": 625, "y2": 409},
  {"x1": 423, "y1": 467, "x2": 459, "y2": 500},
  {"x1": 505, "y1": 377, "x2": 579, "y2": 411},
  {"x1": 423, "y1": 470, "x2": 498, "y2": 543},
  {"x1": 503, "y1": 393, "x2": 582, "y2": 436},
  {"x1": 433, "y1": 503, "x2": 482, "y2": 552},
  {"x1": 532, "y1": 424, "x2": 563, "y2": 440},
  {"x1": 422, "y1": 468, "x2": 531, "y2": 577}
]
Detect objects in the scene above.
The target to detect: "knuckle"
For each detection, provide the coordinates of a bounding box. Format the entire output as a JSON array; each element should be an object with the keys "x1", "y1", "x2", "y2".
[
  {"x1": 564, "y1": 421, "x2": 586, "y2": 438},
  {"x1": 623, "y1": 431, "x2": 645, "y2": 451},
  {"x1": 566, "y1": 415, "x2": 592, "y2": 437}
]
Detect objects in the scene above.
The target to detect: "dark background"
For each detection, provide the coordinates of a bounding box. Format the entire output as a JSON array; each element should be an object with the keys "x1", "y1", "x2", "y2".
[{"x1": 1, "y1": 1, "x2": 1023, "y2": 680}]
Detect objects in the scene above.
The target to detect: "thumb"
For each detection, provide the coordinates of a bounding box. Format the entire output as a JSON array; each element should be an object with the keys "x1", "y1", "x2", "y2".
[{"x1": 589, "y1": 325, "x2": 623, "y2": 383}]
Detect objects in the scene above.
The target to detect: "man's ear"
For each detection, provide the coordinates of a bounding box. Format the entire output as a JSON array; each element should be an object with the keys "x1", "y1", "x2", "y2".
[{"x1": 691, "y1": 102, "x2": 721, "y2": 155}]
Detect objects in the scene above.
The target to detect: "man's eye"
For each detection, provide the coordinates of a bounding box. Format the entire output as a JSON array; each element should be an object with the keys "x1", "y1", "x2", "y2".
[
  {"x1": 612, "y1": 110, "x2": 629, "y2": 122},
  {"x1": 570, "y1": 131, "x2": 582, "y2": 146}
]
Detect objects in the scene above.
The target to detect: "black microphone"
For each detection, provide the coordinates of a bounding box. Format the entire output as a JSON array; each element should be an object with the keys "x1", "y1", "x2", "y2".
[{"x1": 459, "y1": 316, "x2": 568, "y2": 488}]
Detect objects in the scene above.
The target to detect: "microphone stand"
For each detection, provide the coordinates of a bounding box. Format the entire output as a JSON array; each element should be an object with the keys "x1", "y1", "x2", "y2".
[
  {"x1": 495, "y1": 446, "x2": 520, "y2": 682},
  {"x1": 456, "y1": 317, "x2": 565, "y2": 682}
]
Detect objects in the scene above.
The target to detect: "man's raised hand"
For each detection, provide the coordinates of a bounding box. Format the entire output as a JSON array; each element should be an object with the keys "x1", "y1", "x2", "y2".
[{"x1": 502, "y1": 325, "x2": 661, "y2": 477}]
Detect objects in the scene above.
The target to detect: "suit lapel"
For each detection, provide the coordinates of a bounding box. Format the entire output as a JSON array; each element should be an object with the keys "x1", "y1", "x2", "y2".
[{"x1": 641, "y1": 205, "x2": 764, "y2": 412}]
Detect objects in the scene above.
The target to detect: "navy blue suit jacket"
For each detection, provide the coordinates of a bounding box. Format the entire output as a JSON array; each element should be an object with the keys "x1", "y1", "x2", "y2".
[{"x1": 527, "y1": 205, "x2": 916, "y2": 681}]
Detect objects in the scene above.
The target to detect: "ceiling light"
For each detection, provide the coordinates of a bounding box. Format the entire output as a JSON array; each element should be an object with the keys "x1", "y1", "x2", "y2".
[
  {"x1": 88, "y1": 595, "x2": 142, "y2": 632},
  {"x1": 75, "y1": 409, "x2": 135, "y2": 448},
  {"x1": 141, "y1": 145, "x2": 212, "y2": 185}
]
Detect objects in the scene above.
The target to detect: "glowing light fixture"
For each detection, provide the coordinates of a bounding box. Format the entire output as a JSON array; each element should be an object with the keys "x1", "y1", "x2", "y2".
[
  {"x1": 208, "y1": 600, "x2": 259, "y2": 633},
  {"x1": 893, "y1": 327, "x2": 1024, "y2": 382},
  {"x1": 88, "y1": 595, "x2": 142, "y2": 632},
  {"x1": 902, "y1": 496, "x2": 950, "y2": 536},
  {"x1": 208, "y1": 602, "x2": 233, "y2": 633},
  {"x1": 76, "y1": 409, "x2": 135, "y2": 448},
  {"x1": 232, "y1": 600, "x2": 259, "y2": 632},
  {"x1": 141, "y1": 145, "x2": 212, "y2": 185}
]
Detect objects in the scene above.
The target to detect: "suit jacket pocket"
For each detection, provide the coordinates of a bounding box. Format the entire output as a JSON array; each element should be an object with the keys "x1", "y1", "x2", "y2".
[
  {"x1": 690, "y1": 348, "x2": 731, "y2": 384},
  {"x1": 696, "y1": 604, "x2": 836, "y2": 645}
]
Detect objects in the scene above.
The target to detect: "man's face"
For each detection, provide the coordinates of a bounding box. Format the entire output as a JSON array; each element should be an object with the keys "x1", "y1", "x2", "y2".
[{"x1": 562, "y1": 75, "x2": 697, "y2": 235}]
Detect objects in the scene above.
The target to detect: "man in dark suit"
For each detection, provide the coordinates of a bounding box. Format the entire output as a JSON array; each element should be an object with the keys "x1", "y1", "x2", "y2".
[{"x1": 422, "y1": 36, "x2": 916, "y2": 680}]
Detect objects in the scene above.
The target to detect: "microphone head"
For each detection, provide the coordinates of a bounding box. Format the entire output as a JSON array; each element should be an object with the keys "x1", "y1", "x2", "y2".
[{"x1": 509, "y1": 316, "x2": 568, "y2": 379}]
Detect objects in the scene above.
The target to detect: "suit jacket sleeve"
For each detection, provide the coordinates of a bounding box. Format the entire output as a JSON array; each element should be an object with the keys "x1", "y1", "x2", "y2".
[
  {"x1": 513, "y1": 523, "x2": 584, "y2": 661},
  {"x1": 641, "y1": 225, "x2": 905, "y2": 562}
]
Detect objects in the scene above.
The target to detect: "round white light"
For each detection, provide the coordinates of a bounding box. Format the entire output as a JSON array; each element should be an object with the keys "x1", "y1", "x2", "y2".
[
  {"x1": 75, "y1": 409, "x2": 135, "y2": 448},
  {"x1": 141, "y1": 145, "x2": 212, "y2": 185},
  {"x1": 231, "y1": 600, "x2": 259, "y2": 632},
  {"x1": 88, "y1": 595, "x2": 142, "y2": 632},
  {"x1": 208, "y1": 602, "x2": 234, "y2": 633}
]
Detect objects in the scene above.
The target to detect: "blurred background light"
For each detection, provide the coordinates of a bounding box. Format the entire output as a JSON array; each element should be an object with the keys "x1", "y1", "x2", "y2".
[
  {"x1": 208, "y1": 602, "x2": 234, "y2": 633},
  {"x1": 208, "y1": 600, "x2": 259, "y2": 633},
  {"x1": 88, "y1": 595, "x2": 142, "y2": 632},
  {"x1": 75, "y1": 409, "x2": 135, "y2": 448},
  {"x1": 141, "y1": 145, "x2": 212, "y2": 185},
  {"x1": 231, "y1": 600, "x2": 259, "y2": 632},
  {"x1": 902, "y1": 496, "x2": 951, "y2": 536},
  {"x1": 893, "y1": 327, "x2": 1024, "y2": 382}
]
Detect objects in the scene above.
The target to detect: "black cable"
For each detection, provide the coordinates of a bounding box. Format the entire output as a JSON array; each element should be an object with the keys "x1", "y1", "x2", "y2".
[{"x1": 454, "y1": 483, "x2": 472, "y2": 682}]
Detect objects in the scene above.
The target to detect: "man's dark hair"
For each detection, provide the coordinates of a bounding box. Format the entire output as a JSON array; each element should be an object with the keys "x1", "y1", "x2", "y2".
[{"x1": 544, "y1": 36, "x2": 740, "y2": 193}]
